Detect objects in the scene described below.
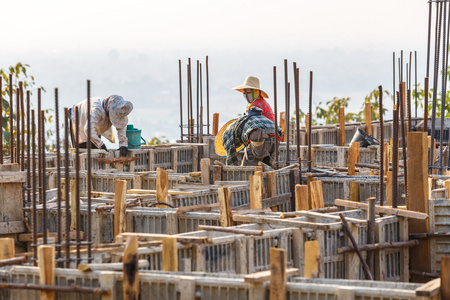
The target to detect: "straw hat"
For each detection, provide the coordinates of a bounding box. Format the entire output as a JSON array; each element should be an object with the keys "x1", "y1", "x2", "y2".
[
  {"x1": 106, "y1": 95, "x2": 133, "y2": 129},
  {"x1": 215, "y1": 119, "x2": 245, "y2": 157},
  {"x1": 232, "y1": 76, "x2": 269, "y2": 98}
]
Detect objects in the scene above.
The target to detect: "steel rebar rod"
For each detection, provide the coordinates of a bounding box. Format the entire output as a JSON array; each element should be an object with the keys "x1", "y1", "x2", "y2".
[
  {"x1": 427, "y1": 0, "x2": 433, "y2": 77},
  {"x1": 392, "y1": 105, "x2": 399, "y2": 208},
  {"x1": 286, "y1": 82, "x2": 290, "y2": 166},
  {"x1": 37, "y1": 89, "x2": 43, "y2": 244},
  {"x1": 284, "y1": 59, "x2": 289, "y2": 166},
  {"x1": 186, "y1": 61, "x2": 190, "y2": 142},
  {"x1": 20, "y1": 83, "x2": 25, "y2": 171},
  {"x1": 409, "y1": 52, "x2": 412, "y2": 92},
  {"x1": 9, "y1": 74, "x2": 13, "y2": 162},
  {"x1": 64, "y1": 108, "x2": 70, "y2": 268},
  {"x1": 407, "y1": 89, "x2": 412, "y2": 132},
  {"x1": 86, "y1": 80, "x2": 92, "y2": 263},
  {"x1": 188, "y1": 59, "x2": 193, "y2": 142},
  {"x1": 273, "y1": 66, "x2": 279, "y2": 170},
  {"x1": 430, "y1": 1, "x2": 443, "y2": 173},
  {"x1": 415, "y1": 51, "x2": 418, "y2": 118},
  {"x1": 178, "y1": 60, "x2": 183, "y2": 142},
  {"x1": 308, "y1": 71, "x2": 313, "y2": 172},
  {"x1": 206, "y1": 56, "x2": 210, "y2": 135},
  {"x1": 400, "y1": 84, "x2": 408, "y2": 208},
  {"x1": 440, "y1": 1, "x2": 448, "y2": 174},
  {"x1": 40, "y1": 110, "x2": 47, "y2": 245},
  {"x1": 0, "y1": 77, "x2": 2, "y2": 164},
  {"x1": 295, "y1": 66, "x2": 302, "y2": 183},
  {"x1": 379, "y1": 86, "x2": 384, "y2": 207},
  {"x1": 16, "y1": 86, "x2": 20, "y2": 166},
  {"x1": 54, "y1": 88, "x2": 62, "y2": 265},
  {"x1": 199, "y1": 63, "x2": 203, "y2": 142},
  {"x1": 424, "y1": 77, "x2": 429, "y2": 133},
  {"x1": 26, "y1": 91, "x2": 31, "y2": 207},
  {"x1": 393, "y1": 52, "x2": 396, "y2": 105},
  {"x1": 401, "y1": 50, "x2": 403, "y2": 84},
  {"x1": 196, "y1": 60, "x2": 200, "y2": 139},
  {"x1": 31, "y1": 110, "x2": 37, "y2": 265},
  {"x1": 75, "y1": 107, "x2": 81, "y2": 266},
  {"x1": 339, "y1": 213, "x2": 374, "y2": 280}
]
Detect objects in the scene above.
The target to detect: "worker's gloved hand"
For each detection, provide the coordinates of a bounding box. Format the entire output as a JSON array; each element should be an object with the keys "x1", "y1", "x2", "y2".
[
  {"x1": 119, "y1": 146, "x2": 128, "y2": 157},
  {"x1": 100, "y1": 144, "x2": 107, "y2": 151}
]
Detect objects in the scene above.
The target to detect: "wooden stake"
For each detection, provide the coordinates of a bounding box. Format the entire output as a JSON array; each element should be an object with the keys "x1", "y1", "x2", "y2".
[
  {"x1": 162, "y1": 237, "x2": 178, "y2": 271},
  {"x1": 304, "y1": 240, "x2": 319, "y2": 278},
  {"x1": 249, "y1": 172, "x2": 263, "y2": 209},
  {"x1": 339, "y1": 106, "x2": 345, "y2": 146},
  {"x1": 0, "y1": 238, "x2": 15, "y2": 260},
  {"x1": 38, "y1": 245, "x2": 55, "y2": 300},
  {"x1": 200, "y1": 158, "x2": 210, "y2": 185},
  {"x1": 269, "y1": 248, "x2": 286, "y2": 300},
  {"x1": 407, "y1": 132, "x2": 430, "y2": 282},
  {"x1": 267, "y1": 171, "x2": 278, "y2": 212},
  {"x1": 70, "y1": 180, "x2": 77, "y2": 230},
  {"x1": 305, "y1": 113, "x2": 309, "y2": 146},
  {"x1": 386, "y1": 171, "x2": 393, "y2": 206},
  {"x1": 365, "y1": 102, "x2": 372, "y2": 136},
  {"x1": 114, "y1": 179, "x2": 127, "y2": 238},
  {"x1": 310, "y1": 180, "x2": 324, "y2": 209},
  {"x1": 348, "y1": 142, "x2": 357, "y2": 176},
  {"x1": 349, "y1": 181, "x2": 359, "y2": 203},
  {"x1": 442, "y1": 256, "x2": 450, "y2": 299},
  {"x1": 307, "y1": 177, "x2": 317, "y2": 210},
  {"x1": 218, "y1": 187, "x2": 232, "y2": 227},
  {"x1": 294, "y1": 184, "x2": 309, "y2": 211},
  {"x1": 280, "y1": 112, "x2": 286, "y2": 143},
  {"x1": 383, "y1": 142, "x2": 389, "y2": 175},
  {"x1": 212, "y1": 113, "x2": 219, "y2": 136},
  {"x1": 307, "y1": 148, "x2": 315, "y2": 167},
  {"x1": 123, "y1": 235, "x2": 139, "y2": 300},
  {"x1": 156, "y1": 168, "x2": 169, "y2": 207}
]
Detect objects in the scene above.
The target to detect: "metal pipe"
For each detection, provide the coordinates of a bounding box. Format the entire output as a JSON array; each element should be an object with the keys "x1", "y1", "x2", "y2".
[
  {"x1": 31, "y1": 110, "x2": 37, "y2": 265},
  {"x1": 16, "y1": 85, "x2": 20, "y2": 166},
  {"x1": 75, "y1": 107, "x2": 81, "y2": 266},
  {"x1": 9, "y1": 74, "x2": 13, "y2": 163},
  {"x1": 379, "y1": 86, "x2": 384, "y2": 207},
  {"x1": 40, "y1": 110, "x2": 47, "y2": 245},
  {"x1": 284, "y1": 59, "x2": 289, "y2": 166},
  {"x1": 86, "y1": 81, "x2": 92, "y2": 263},
  {"x1": 178, "y1": 60, "x2": 183, "y2": 142},
  {"x1": 64, "y1": 108, "x2": 71, "y2": 268},
  {"x1": 308, "y1": 71, "x2": 313, "y2": 172},
  {"x1": 273, "y1": 66, "x2": 278, "y2": 170},
  {"x1": 55, "y1": 88, "x2": 62, "y2": 264},
  {"x1": 206, "y1": 56, "x2": 210, "y2": 135}
]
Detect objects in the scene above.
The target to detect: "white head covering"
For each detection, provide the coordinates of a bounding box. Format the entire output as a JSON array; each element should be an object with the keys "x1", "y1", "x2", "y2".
[{"x1": 105, "y1": 95, "x2": 133, "y2": 129}]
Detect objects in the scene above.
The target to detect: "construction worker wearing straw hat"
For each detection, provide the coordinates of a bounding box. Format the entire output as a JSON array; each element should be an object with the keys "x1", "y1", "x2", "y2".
[
  {"x1": 233, "y1": 76, "x2": 275, "y2": 122},
  {"x1": 70, "y1": 95, "x2": 133, "y2": 157}
]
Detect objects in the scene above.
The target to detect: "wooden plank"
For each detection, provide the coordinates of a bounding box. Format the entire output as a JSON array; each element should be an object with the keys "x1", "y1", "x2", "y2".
[
  {"x1": 267, "y1": 171, "x2": 278, "y2": 212},
  {"x1": 218, "y1": 187, "x2": 232, "y2": 227},
  {"x1": 114, "y1": 179, "x2": 127, "y2": 238},
  {"x1": 386, "y1": 171, "x2": 393, "y2": 206},
  {"x1": 93, "y1": 157, "x2": 139, "y2": 164},
  {"x1": 0, "y1": 171, "x2": 26, "y2": 183},
  {"x1": 310, "y1": 180, "x2": 324, "y2": 209},
  {"x1": 200, "y1": 158, "x2": 210, "y2": 185},
  {"x1": 280, "y1": 112, "x2": 286, "y2": 143},
  {"x1": 121, "y1": 232, "x2": 211, "y2": 244},
  {"x1": 415, "y1": 278, "x2": 440, "y2": 297},
  {"x1": 407, "y1": 132, "x2": 431, "y2": 282},
  {"x1": 307, "y1": 177, "x2": 317, "y2": 210},
  {"x1": 304, "y1": 240, "x2": 319, "y2": 278},
  {"x1": 156, "y1": 168, "x2": 169, "y2": 207},
  {"x1": 335, "y1": 199, "x2": 428, "y2": 220},
  {"x1": 176, "y1": 203, "x2": 219, "y2": 213},
  {"x1": 339, "y1": 106, "x2": 345, "y2": 146},
  {"x1": 162, "y1": 237, "x2": 178, "y2": 271},
  {"x1": 244, "y1": 268, "x2": 299, "y2": 284},
  {"x1": 70, "y1": 180, "x2": 77, "y2": 230},
  {"x1": 127, "y1": 189, "x2": 193, "y2": 196},
  {"x1": 249, "y1": 173, "x2": 263, "y2": 209},
  {"x1": 349, "y1": 181, "x2": 359, "y2": 203},
  {"x1": 295, "y1": 184, "x2": 309, "y2": 211},
  {"x1": 365, "y1": 102, "x2": 372, "y2": 136},
  {"x1": 38, "y1": 245, "x2": 55, "y2": 300},
  {"x1": 348, "y1": 142, "x2": 357, "y2": 176},
  {"x1": 123, "y1": 235, "x2": 139, "y2": 300},
  {"x1": 0, "y1": 238, "x2": 14, "y2": 260},
  {"x1": 79, "y1": 260, "x2": 149, "y2": 272},
  {"x1": 270, "y1": 248, "x2": 286, "y2": 300},
  {"x1": 383, "y1": 142, "x2": 389, "y2": 175},
  {"x1": 212, "y1": 113, "x2": 219, "y2": 136},
  {"x1": 442, "y1": 256, "x2": 450, "y2": 299},
  {"x1": 18, "y1": 231, "x2": 85, "y2": 242}
]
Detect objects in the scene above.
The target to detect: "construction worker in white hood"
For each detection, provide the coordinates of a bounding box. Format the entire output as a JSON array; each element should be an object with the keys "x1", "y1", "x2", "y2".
[{"x1": 69, "y1": 95, "x2": 133, "y2": 157}]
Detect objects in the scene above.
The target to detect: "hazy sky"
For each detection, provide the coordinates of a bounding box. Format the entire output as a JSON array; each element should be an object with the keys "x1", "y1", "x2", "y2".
[{"x1": 1, "y1": 0, "x2": 430, "y2": 145}]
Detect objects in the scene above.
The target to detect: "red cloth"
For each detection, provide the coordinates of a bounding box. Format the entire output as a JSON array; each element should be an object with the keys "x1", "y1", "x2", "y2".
[{"x1": 249, "y1": 97, "x2": 275, "y2": 122}]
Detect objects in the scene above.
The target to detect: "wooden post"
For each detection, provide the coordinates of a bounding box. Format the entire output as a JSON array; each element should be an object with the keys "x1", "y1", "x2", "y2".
[
  {"x1": 38, "y1": 245, "x2": 55, "y2": 300},
  {"x1": 212, "y1": 165, "x2": 222, "y2": 183},
  {"x1": 269, "y1": 248, "x2": 286, "y2": 300},
  {"x1": 348, "y1": 142, "x2": 358, "y2": 176},
  {"x1": 280, "y1": 112, "x2": 286, "y2": 143},
  {"x1": 249, "y1": 172, "x2": 263, "y2": 209},
  {"x1": 200, "y1": 158, "x2": 210, "y2": 185},
  {"x1": 386, "y1": 171, "x2": 393, "y2": 206},
  {"x1": 132, "y1": 174, "x2": 142, "y2": 190},
  {"x1": 310, "y1": 180, "x2": 324, "y2": 209},
  {"x1": 162, "y1": 237, "x2": 178, "y2": 271},
  {"x1": 218, "y1": 187, "x2": 232, "y2": 227},
  {"x1": 307, "y1": 177, "x2": 317, "y2": 210},
  {"x1": 123, "y1": 235, "x2": 139, "y2": 300},
  {"x1": 383, "y1": 142, "x2": 389, "y2": 175},
  {"x1": 70, "y1": 180, "x2": 77, "y2": 230},
  {"x1": 295, "y1": 184, "x2": 309, "y2": 211},
  {"x1": 339, "y1": 106, "x2": 345, "y2": 146},
  {"x1": 442, "y1": 256, "x2": 450, "y2": 299},
  {"x1": 367, "y1": 197, "x2": 375, "y2": 274},
  {"x1": 156, "y1": 168, "x2": 169, "y2": 207},
  {"x1": 365, "y1": 103, "x2": 372, "y2": 136},
  {"x1": 114, "y1": 179, "x2": 127, "y2": 238},
  {"x1": 267, "y1": 171, "x2": 278, "y2": 212},
  {"x1": 349, "y1": 181, "x2": 359, "y2": 203},
  {"x1": 0, "y1": 238, "x2": 15, "y2": 260},
  {"x1": 307, "y1": 148, "x2": 315, "y2": 167},
  {"x1": 304, "y1": 240, "x2": 319, "y2": 278},
  {"x1": 389, "y1": 138, "x2": 393, "y2": 163},
  {"x1": 407, "y1": 132, "x2": 430, "y2": 282},
  {"x1": 212, "y1": 113, "x2": 219, "y2": 136}
]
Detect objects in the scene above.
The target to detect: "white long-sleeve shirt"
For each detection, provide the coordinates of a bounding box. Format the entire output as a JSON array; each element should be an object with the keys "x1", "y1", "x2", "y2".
[{"x1": 71, "y1": 97, "x2": 128, "y2": 148}]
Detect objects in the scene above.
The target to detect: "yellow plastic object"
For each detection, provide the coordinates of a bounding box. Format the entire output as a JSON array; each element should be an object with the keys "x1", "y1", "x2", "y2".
[{"x1": 214, "y1": 118, "x2": 245, "y2": 157}]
